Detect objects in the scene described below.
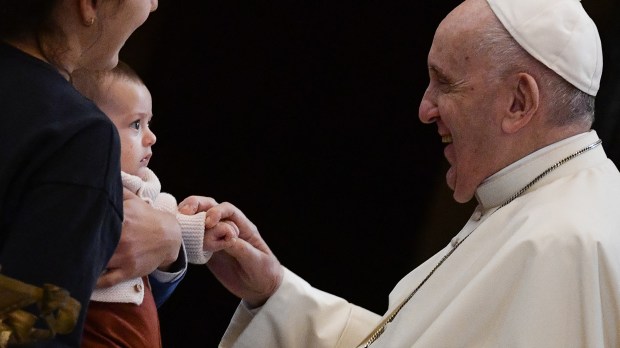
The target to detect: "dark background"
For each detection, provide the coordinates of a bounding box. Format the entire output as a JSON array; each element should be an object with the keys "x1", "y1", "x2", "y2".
[{"x1": 119, "y1": 1, "x2": 620, "y2": 346}]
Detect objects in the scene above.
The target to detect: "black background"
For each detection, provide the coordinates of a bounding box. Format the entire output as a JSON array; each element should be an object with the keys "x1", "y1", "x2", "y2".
[{"x1": 119, "y1": 1, "x2": 620, "y2": 346}]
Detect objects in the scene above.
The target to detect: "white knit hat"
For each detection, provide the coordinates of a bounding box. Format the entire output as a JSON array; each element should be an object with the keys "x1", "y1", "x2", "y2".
[{"x1": 486, "y1": 0, "x2": 602, "y2": 96}]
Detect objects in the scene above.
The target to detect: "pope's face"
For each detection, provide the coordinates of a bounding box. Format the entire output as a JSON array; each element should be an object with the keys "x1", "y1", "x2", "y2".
[{"x1": 418, "y1": 0, "x2": 504, "y2": 203}]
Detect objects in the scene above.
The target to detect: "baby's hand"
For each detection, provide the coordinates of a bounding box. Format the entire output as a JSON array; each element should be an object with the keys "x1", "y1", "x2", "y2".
[
  {"x1": 178, "y1": 196, "x2": 240, "y2": 251},
  {"x1": 203, "y1": 218, "x2": 240, "y2": 252}
]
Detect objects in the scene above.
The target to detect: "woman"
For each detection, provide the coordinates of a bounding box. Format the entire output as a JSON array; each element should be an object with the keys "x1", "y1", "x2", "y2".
[{"x1": 0, "y1": 0, "x2": 158, "y2": 346}]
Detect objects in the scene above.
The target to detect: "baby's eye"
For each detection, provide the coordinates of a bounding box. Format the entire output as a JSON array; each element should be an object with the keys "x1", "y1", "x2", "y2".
[{"x1": 129, "y1": 120, "x2": 141, "y2": 130}]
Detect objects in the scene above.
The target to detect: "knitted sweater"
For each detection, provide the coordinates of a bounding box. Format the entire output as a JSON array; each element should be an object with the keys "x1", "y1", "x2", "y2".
[{"x1": 91, "y1": 168, "x2": 210, "y2": 305}]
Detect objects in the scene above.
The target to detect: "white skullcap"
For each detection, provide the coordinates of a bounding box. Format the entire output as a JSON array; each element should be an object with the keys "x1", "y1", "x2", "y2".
[{"x1": 486, "y1": 0, "x2": 602, "y2": 96}]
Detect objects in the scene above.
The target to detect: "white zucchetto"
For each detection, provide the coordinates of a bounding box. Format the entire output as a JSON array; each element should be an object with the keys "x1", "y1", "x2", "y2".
[{"x1": 486, "y1": 0, "x2": 602, "y2": 96}]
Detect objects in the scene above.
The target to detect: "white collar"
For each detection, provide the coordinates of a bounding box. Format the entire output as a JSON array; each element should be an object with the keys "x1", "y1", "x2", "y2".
[
  {"x1": 474, "y1": 130, "x2": 606, "y2": 211},
  {"x1": 120, "y1": 168, "x2": 161, "y2": 203}
]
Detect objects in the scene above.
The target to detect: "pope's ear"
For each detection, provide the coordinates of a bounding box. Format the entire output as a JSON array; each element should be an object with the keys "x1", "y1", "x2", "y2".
[{"x1": 502, "y1": 73, "x2": 539, "y2": 134}]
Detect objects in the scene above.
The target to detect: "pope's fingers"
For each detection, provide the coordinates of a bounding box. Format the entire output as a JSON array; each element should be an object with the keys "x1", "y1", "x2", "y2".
[
  {"x1": 222, "y1": 220, "x2": 240, "y2": 238},
  {"x1": 223, "y1": 237, "x2": 279, "y2": 277},
  {"x1": 205, "y1": 202, "x2": 257, "y2": 235},
  {"x1": 222, "y1": 236, "x2": 260, "y2": 260},
  {"x1": 178, "y1": 195, "x2": 218, "y2": 215},
  {"x1": 218, "y1": 237, "x2": 283, "y2": 306}
]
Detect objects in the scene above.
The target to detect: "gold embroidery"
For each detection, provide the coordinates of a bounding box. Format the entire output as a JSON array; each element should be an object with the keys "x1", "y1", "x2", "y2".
[{"x1": 0, "y1": 271, "x2": 81, "y2": 347}]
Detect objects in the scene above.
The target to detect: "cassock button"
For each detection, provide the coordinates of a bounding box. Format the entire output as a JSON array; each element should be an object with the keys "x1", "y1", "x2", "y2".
[
  {"x1": 472, "y1": 210, "x2": 482, "y2": 221},
  {"x1": 450, "y1": 236, "x2": 460, "y2": 247},
  {"x1": 134, "y1": 283, "x2": 143, "y2": 292}
]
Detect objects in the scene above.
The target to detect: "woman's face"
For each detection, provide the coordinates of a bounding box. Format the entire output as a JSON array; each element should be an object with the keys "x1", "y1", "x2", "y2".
[{"x1": 80, "y1": 0, "x2": 158, "y2": 71}]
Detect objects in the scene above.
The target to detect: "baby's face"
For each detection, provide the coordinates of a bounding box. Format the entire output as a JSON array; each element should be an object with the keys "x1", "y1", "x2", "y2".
[{"x1": 99, "y1": 79, "x2": 155, "y2": 179}]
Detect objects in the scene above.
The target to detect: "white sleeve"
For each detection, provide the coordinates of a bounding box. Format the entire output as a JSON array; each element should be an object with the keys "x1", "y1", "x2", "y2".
[
  {"x1": 149, "y1": 192, "x2": 188, "y2": 281},
  {"x1": 219, "y1": 268, "x2": 381, "y2": 348},
  {"x1": 153, "y1": 192, "x2": 211, "y2": 264},
  {"x1": 176, "y1": 211, "x2": 211, "y2": 264}
]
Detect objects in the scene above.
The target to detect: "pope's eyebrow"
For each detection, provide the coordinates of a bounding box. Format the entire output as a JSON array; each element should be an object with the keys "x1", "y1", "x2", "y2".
[
  {"x1": 429, "y1": 65, "x2": 466, "y2": 89},
  {"x1": 428, "y1": 65, "x2": 443, "y2": 77}
]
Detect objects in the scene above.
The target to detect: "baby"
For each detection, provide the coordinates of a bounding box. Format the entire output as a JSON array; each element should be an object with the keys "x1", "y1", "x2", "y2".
[{"x1": 72, "y1": 61, "x2": 236, "y2": 347}]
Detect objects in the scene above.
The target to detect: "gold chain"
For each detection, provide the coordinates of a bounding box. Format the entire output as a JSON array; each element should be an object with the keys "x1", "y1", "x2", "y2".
[{"x1": 358, "y1": 139, "x2": 602, "y2": 347}]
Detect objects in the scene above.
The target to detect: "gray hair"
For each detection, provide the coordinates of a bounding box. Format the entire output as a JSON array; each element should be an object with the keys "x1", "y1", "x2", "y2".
[{"x1": 475, "y1": 13, "x2": 595, "y2": 127}]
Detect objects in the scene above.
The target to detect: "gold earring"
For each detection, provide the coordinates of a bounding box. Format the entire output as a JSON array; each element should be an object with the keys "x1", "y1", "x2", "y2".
[{"x1": 87, "y1": 17, "x2": 95, "y2": 26}]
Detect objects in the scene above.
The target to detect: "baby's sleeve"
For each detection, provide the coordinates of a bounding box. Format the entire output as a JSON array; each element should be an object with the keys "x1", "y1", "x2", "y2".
[
  {"x1": 154, "y1": 192, "x2": 212, "y2": 264},
  {"x1": 176, "y1": 211, "x2": 212, "y2": 264}
]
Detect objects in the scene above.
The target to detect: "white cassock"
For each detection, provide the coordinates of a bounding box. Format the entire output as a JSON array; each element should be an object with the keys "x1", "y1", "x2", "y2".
[{"x1": 220, "y1": 130, "x2": 620, "y2": 348}]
